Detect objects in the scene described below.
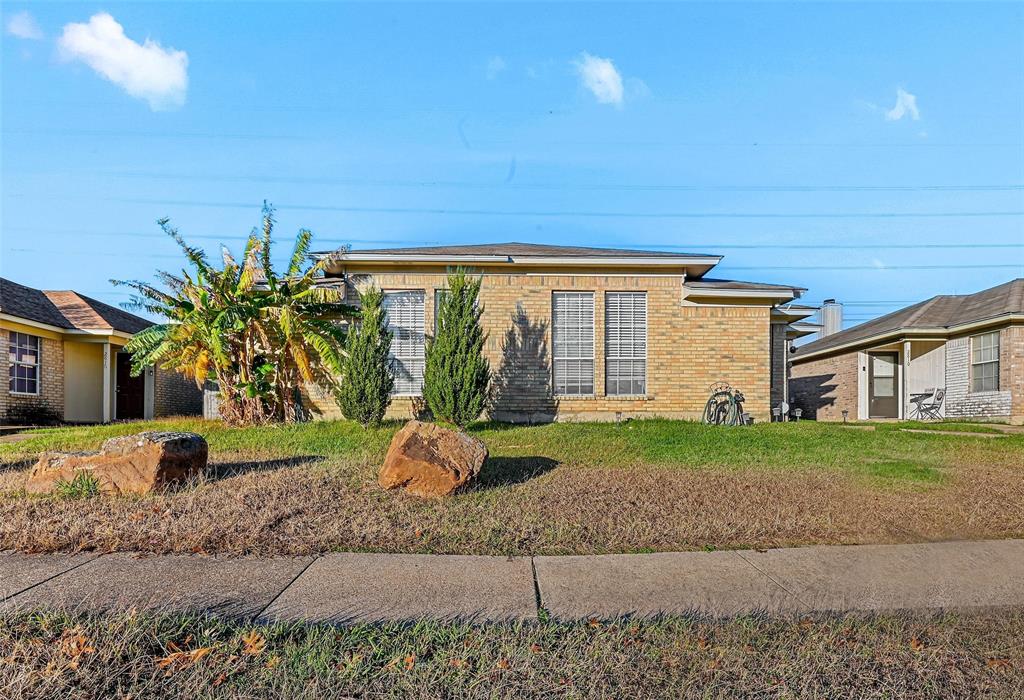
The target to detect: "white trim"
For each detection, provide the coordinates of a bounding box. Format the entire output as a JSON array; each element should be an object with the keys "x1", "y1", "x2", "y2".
[
  {"x1": 684, "y1": 286, "x2": 802, "y2": 301},
  {"x1": 0, "y1": 313, "x2": 134, "y2": 339},
  {"x1": 102, "y1": 343, "x2": 112, "y2": 423},
  {"x1": 857, "y1": 351, "x2": 869, "y2": 420},
  {"x1": 322, "y1": 252, "x2": 722, "y2": 268}
]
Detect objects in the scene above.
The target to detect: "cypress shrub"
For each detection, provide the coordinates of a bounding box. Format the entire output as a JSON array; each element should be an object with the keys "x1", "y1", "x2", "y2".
[
  {"x1": 336, "y1": 286, "x2": 393, "y2": 426},
  {"x1": 424, "y1": 269, "x2": 490, "y2": 427}
]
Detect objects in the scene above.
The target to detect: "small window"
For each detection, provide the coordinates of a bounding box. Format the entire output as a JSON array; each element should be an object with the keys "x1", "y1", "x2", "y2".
[
  {"x1": 383, "y1": 291, "x2": 425, "y2": 396},
  {"x1": 552, "y1": 292, "x2": 594, "y2": 396},
  {"x1": 605, "y1": 292, "x2": 647, "y2": 396},
  {"x1": 970, "y1": 331, "x2": 999, "y2": 393},
  {"x1": 433, "y1": 289, "x2": 449, "y2": 329},
  {"x1": 8, "y1": 331, "x2": 41, "y2": 395}
]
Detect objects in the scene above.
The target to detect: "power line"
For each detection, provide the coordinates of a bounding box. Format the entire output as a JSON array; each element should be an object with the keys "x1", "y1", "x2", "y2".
[
  {"x1": 726, "y1": 263, "x2": 1021, "y2": 271},
  {"x1": 6, "y1": 227, "x2": 1022, "y2": 251},
  {"x1": 108, "y1": 198, "x2": 1024, "y2": 219},
  {"x1": 6, "y1": 247, "x2": 1020, "y2": 273},
  {"x1": 82, "y1": 171, "x2": 1024, "y2": 193}
]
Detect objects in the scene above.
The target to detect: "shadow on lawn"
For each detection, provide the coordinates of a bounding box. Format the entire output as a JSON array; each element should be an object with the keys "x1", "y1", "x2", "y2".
[
  {"x1": 476, "y1": 456, "x2": 559, "y2": 488},
  {"x1": 207, "y1": 455, "x2": 324, "y2": 481}
]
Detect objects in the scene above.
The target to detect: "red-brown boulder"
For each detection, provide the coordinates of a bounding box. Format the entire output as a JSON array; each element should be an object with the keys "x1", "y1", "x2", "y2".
[
  {"x1": 378, "y1": 420, "x2": 487, "y2": 497},
  {"x1": 25, "y1": 431, "x2": 208, "y2": 496}
]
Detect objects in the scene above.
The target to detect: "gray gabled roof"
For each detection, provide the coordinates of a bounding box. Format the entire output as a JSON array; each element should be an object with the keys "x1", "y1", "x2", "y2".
[
  {"x1": 314, "y1": 241, "x2": 716, "y2": 259},
  {"x1": 793, "y1": 278, "x2": 1024, "y2": 360},
  {"x1": 0, "y1": 278, "x2": 151, "y2": 334}
]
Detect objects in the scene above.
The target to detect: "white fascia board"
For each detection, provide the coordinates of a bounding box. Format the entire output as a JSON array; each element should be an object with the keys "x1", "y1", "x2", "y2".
[
  {"x1": 684, "y1": 286, "x2": 801, "y2": 301},
  {"x1": 0, "y1": 313, "x2": 136, "y2": 339},
  {"x1": 0, "y1": 313, "x2": 71, "y2": 334},
  {"x1": 315, "y1": 252, "x2": 722, "y2": 268}
]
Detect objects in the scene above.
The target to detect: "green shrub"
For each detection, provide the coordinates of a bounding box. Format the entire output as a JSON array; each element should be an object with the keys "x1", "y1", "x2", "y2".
[
  {"x1": 424, "y1": 269, "x2": 490, "y2": 428},
  {"x1": 54, "y1": 472, "x2": 100, "y2": 499},
  {"x1": 335, "y1": 286, "x2": 394, "y2": 426}
]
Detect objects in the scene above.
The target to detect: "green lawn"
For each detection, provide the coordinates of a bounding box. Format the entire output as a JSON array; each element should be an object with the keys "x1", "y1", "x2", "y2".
[
  {"x1": 1, "y1": 418, "x2": 1022, "y2": 555},
  {"x1": 1, "y1": 609, "x2": 1020, "y2": 699}
]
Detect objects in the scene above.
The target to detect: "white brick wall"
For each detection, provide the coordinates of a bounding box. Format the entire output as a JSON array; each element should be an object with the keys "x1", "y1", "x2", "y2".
[{"x1": 944, "y1": 336, "x2": 1012, "y2": 419}]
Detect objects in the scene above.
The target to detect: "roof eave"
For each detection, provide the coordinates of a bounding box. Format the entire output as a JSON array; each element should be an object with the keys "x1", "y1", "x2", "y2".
[{"x1": 792, "y1": 312, "x2": 1024, "y2": 362}]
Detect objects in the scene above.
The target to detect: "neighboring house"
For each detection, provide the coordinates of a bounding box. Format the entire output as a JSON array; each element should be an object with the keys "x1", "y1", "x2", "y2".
[
  {"x1": 306, "y1": 242, "x2": 808, "y2": 423},
  {"x1": 790, "y1": 279, "x2": 1024, "y2": 424},
  {"x1": 1, "y1": 278, "x2": 202, "y2": 424}
]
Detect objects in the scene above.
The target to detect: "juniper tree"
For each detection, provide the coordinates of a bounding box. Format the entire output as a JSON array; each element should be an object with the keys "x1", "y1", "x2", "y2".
[
  {"x1": 424, "y1": 269, "x2": 490, "y2": 428},
  {"x1": 336, "y1": 286, "x2": 394, "y2": 426}
]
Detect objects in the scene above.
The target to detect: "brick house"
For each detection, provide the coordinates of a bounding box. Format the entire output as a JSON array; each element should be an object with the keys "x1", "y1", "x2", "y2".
[
  {"x1": 1, "y1": 278, "x2": 202, "y2": 424},
  {"x1": 306, "y1": 243, "x2": 809, "y2": 423},
  {"x1": 790, "y1": 279, "x2": 1024, "y2": 424}
]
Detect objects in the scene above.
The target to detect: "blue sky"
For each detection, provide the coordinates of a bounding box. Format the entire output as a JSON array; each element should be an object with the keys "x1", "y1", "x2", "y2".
[{"x1": 3, "y1": 2, "x2": 1022, "y2": 328}]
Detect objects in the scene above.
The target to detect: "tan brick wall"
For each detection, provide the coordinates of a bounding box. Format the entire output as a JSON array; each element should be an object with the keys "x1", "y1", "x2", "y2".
[
  {"x1": 789, "y1": 351, "x2": 859, "y2": 421},
  {"x1": 1, "y1": 333, "x2": 65, "y2": 423},
  {"x1": 1003, "y1": 325, "x2": 1024, "y2": 424},
  {"x1": 153, "y1": 367, "x2": 203, "y2": 417},
  {"x1": 307, "y1": 269, "x2": 775, "y2": 422}
]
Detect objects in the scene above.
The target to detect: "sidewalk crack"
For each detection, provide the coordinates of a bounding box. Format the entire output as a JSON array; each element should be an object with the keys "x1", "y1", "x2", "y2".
[
  {"x1": 4, "y1": 552, "x2": 103, "y2": 603},
  {"x1": 254, "y1": 555, "x2": 319, "y2": 622},
  {"x1": 733, "y1": 550, "x2": 811, "y2": 611},
  {"x1": 529, "y1": 557, "x2": 543, "y2": 619}
]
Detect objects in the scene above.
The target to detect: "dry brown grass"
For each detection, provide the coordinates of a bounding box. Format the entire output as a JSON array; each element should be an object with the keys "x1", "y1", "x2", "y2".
[
  {"x1": 2, "y1": 608, "x2": 1022, "y2": 699},
  {"x1": 0, "y1": 437, "x2": 1021, "y2": 556}
]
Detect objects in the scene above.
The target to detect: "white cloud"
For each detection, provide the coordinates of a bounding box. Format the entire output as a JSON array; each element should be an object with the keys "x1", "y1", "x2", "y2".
[
  {"x1": 57, "y1": 13, "x2": 188, "y2": 111},
  {"x1": 6, "y1": 10, "x2": 43, "y2": 40},
  {"x1": 573, "y1": 52, "x2": 624, "y2": 106},
  {"x1": 885, "y1": 88, "x2": 920, "y2": 121},
  {"x1": 485, "y1": 56, "x2": 506, "y2": 80}
]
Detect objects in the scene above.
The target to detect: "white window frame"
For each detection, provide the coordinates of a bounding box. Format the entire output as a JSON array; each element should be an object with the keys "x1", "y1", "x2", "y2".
[
  {"x1": 8, "y1": 331, "x2": 41, "y2": 396},
  {"x1": 605, "y1": 291, "x2": 648, "y2": 397},
  {"x1": 383, "y1": 290, "x2": 426, "y2": 396},
  {"x1": 551, "y1": 291, "x2": 595, "y2": 397},
  {"x1": 970, "y1": 330, "x2": 999, "y2": 393}
]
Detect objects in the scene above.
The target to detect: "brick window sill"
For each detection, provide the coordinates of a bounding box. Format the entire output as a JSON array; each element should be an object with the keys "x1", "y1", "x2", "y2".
[{"x1": 554, "y1": 394, "x2": 654, "y2": 401}]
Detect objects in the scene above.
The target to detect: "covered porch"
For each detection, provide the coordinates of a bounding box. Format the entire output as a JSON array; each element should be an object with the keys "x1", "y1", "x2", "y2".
[
  {"x1": 857, "y1": 338, "x2": 946, "y2": 420},
  {"x1": 63, "y1": 338, "x2": 156, "y2": 423}
]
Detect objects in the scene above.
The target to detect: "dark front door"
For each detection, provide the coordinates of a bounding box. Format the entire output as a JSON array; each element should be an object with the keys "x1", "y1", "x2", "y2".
[
  {"x1": 868, "y1": 352, "x2": 899, "y2": 418},
  {"x1": 115, "y1": 353, "x2": 145, "y2": 420}
]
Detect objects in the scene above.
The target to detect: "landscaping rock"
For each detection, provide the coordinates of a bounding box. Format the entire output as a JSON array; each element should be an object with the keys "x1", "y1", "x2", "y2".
[
  {"x1": 378, "y1": 420, "x2": 487, "y2": 497},
  {"x1": 25, "y1": 431, "x2": 208, "y2": 496}
]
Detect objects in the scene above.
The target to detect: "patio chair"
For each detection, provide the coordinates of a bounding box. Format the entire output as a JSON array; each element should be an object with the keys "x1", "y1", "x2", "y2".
[
  {"x1": 908, "y1": 388, "x2": 934, "y2": 419},
  {"x1": 919, "y1": 388, "x2": 946, "y2": 420}
]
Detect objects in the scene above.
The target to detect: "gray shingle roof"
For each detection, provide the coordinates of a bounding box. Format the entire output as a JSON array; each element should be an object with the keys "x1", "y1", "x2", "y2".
[
  {"x1": 794, "y1": 278, "x2": 1024, "y2": 358},
  {"x1": 1, "y1": 278, "x2": 152, "y2": 334},
  {"x1": 319, "y1": 241, "x2": 716, "y2": 259},
  {"x1": 685, "y1": 277, "x2": 807, "y2": 292}
]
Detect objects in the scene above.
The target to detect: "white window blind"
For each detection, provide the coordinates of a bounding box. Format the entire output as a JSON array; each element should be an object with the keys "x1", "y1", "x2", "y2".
[
  {"x1": 971, "y1": 331, "x2": 999, "y2": 393},
  {"x1": 605, "y1": 292, "x2": 647, "y2": 396},
  {"x1": 8, "y1": 331, "x2": 41, "y2": 395},
  {"x1": 383, "y1": 291, "x2": 425, "y2": 396},
  {"x1": 552, "y1": 292, "x2": 594, "y2": 396}
]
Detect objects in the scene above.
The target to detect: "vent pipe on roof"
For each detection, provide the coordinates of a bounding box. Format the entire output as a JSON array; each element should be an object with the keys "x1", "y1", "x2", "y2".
[{"x1": 819, "y1": 299, "x2": 843, "y2": 338}]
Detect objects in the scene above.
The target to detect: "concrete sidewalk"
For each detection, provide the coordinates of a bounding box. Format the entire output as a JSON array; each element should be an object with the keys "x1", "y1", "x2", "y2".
[{"x1": 1, "y1": 539, "x2": 1022, "y2": 623}]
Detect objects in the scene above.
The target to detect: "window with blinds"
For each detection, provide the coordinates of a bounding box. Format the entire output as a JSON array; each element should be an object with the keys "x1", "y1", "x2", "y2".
[
  {"x1": 552, "y1": 292, "x2": 594, "y2": 396},
  {"x1": 970, "y1": 331, "x2": 999, "y2": 393},
  {"x1": 383, "y1": 291, "x2": 425, "y2": 396},
  {"x1": 605, "y1": 292, "x2": 647, "y2": 396},
  {"x1": 8, "y1": 331, "x2": 41, "y2": 395}
]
